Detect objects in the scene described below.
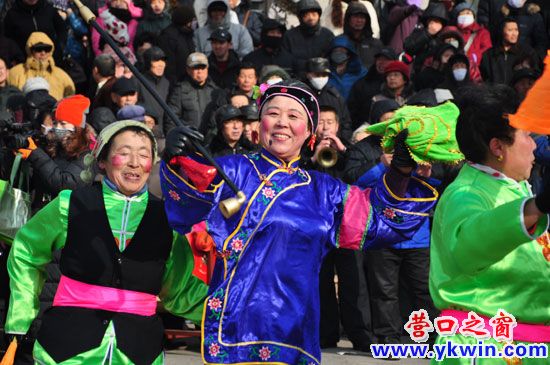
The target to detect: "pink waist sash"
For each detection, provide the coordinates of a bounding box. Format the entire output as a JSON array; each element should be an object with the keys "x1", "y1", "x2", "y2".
[
  {"x1": 441, "y1": 309, "x2": 550, "y2": 343},
  {"x1": 53, "y1": 275, "x2": 157, "y2": 316}
]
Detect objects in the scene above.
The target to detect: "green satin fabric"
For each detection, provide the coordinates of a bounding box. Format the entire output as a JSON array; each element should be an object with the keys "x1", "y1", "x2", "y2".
[
  {"x1": 33, "y1": 322, "x2": 164, "y2": 365},
  {"x1": 6, "y1": 180, "x2": 208, "y2": 337},
  {"x1": 430, "y1": 164, "x2": 550, "y2": 325}
]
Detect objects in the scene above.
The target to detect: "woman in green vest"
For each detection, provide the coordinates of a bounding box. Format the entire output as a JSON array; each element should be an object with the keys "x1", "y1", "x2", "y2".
[{"x1": 4, "y1": 120, "x2": 208, "y2": 364}]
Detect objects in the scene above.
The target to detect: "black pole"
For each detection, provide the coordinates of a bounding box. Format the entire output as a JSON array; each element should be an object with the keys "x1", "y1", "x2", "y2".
[{"x1": 73, "y1": 0, "x2": 242, "y2": 196}]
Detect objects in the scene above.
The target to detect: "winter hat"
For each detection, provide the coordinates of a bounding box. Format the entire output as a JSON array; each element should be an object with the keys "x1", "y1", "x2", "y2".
[
  {"x1": 259, "y1": 65, "x2": 291, "y2": 84},
  {"x1": 93, "y1": 120, "x2": 158, "y2": 161},
  {"x1": 54, "y1": 94, "x2": 91, "y2": 128},
  {"x1": 22, "y1": 77, "x2": 50, "y2": 95},
  {"x1": 259, "y1": 80, "x2": 320, "y2": 132},
  {"x1": 216, "y1": 104, "x2": 244, "y2": 128},
  {"x1": 384, "y1": 61, "x2": 410, "y2": 81},
  {"x1": 172, "y1": 5, "x2": 196, "y2": 26},
  {"x1": 207, "y1": 0, "x2": 228, "y2": 13},
  {"x1": 143, "y1": 46, "x2": 166, "y2": 70},
  {"x1": 369, "y1": 99, "x2": 400, "y2": 124},
  {"x1": 453, "y1": 2, "x2": 476, "y2": 17},
  {"x1": 117, "y1": 105, "x2": 146, "y2": 121}
]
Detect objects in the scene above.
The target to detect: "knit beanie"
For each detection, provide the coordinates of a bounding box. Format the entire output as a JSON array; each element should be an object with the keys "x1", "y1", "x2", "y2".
[
  {"x1": 22, "y1": 77, "x2": 50, "y2": 96},
  {"x1": 55, "y1": 94, "x2": 91, "y2": 128},
  {"x1": 384, "y1": 61, "x2": 410, "y2": 81}
]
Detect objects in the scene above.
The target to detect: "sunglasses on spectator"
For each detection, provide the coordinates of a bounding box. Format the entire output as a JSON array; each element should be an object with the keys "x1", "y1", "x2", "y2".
[{"x1": 32, "y1": 45, "x2": 53, "y2": 53}]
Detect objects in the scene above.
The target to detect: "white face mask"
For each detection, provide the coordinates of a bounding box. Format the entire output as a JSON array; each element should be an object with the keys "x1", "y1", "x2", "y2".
[
  {"x1": 42, "y1": 124, "x2": 52, "y2": 135},
  {"x1": 309, "y1": 76, "x2": 329, "y2": 90},
  {"x1": 267, "y1": 77, "x2": 283, "y2": 85},
  {"x1": 507, "y1": 0, "x2": 525, "y2": 8},
  {"x1": 453, "y1": 68, "x2": 468, "y2": 81},
  {"x1": 457, "y1": 14, "x2": 474, "y2": 28}
]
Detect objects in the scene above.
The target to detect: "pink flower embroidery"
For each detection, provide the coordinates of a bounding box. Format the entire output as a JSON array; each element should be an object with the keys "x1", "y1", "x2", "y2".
[
  {"x1": 383, "y1": 207, "x2": 396, "y2": 220},
  {"x1": 209, "y1": 343, "x2": 220, "y2": 357},
  {"x1": 168, "y1": 190, "x2": 180, "y2": 201},
  {"x1": 258, "y1": 346, "x2": 271, "y2": 361},
  {"x1": 208, "y1": 297, "x2": 222, "y2": 312},
  {"x1": 231, "y1": 238, "x2": 243, "y2": 252},
  {"x1": 262, "y1": 187, "x2": 276, "y2": 199}
]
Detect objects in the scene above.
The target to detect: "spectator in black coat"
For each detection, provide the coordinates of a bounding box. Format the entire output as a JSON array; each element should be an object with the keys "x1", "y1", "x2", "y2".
[
  {"x1": 347, "y1": 47, "x2": 397, "y2": 131},
  {"x1": 242, "y1": 18, "x2": 293, "y2": 76},
  {"x1": 479, "y1": 0, "x2": 548, "y2": 58},
  {"x1": 0, "y1": 57, "x2": 22, "y2": 112},
  {"x1": 137, "y1": 46, "x2": 170, "y2": 137},
  {"x1": 341, "y1": 1, "x2": 383, "y2": 69},
  {"x1": 3, "y1": 0, "x2": 67, "y2": 64},
  {"x1": 208, "y1": 104, "x2": 255, "y2": 157},
  {"x1": 282, "y1": 0, "x2": 335, "y2": 76},
  {"x1": 343, "y1": 99, "x2": 399, "y2": 184},
  {"x1": 157, "y1": 5, "x2": 197, "y2": 86},
  {"x1": 404, "y1": 2, "x2": 449, "y2": 73},
  {"x1": 207, "y1": 28, "x2": 241, "y2": 90},
  {"x1": 413, "y1": 43, "x2": 459, "y2": 91},
  {"x1": 0, "y1": 22, "x2": 25, "y2": 68},
  {"x1": 438, "y1": 53, "x2": 474, "y2": 96},
  {"x1": 371, "y1": 60, "x2": 416, "y2": 111},
  {"x1": 303, "y1": 57, "x2": 353, "y2": 142},
  {"x1": 166, "y1": 52, "x2": 225, "y2": 134},
  {"x1": 480, "y1": 17, "x2": 538, "y2": 85}
]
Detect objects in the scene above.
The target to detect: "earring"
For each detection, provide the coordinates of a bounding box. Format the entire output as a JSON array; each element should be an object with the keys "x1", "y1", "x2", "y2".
[{"x1": 497, "y1": 155, "x2": 503, "y2": 162}]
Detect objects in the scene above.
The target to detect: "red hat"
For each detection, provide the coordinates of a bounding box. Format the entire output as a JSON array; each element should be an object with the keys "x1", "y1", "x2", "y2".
[
  {"x1": 384, "y1": 61, "x2": 410, "y2": 81},
  {"x1": 55, "y1": 95, "x2": 90, "y2": 128}
]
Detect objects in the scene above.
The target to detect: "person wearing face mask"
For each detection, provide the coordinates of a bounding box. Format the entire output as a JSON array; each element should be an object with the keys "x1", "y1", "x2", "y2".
[
  {"x1": 479, "y1": 0, "x2": 548, "y2": 58},
  {"x1": 282, "y1": 0, "x2": 335, "y2": 77},
  {"x1": 92, "y1": 0, "x2": 143, "y2": 56},
  {"x1": 157, "y1": 5, "x2": 197, "y2": 86},
  {"x1": 413, "y1": 43, "x2": 459, "y2": 91},
  {"x1": 453, "y1": 3, "x2": 492, "y2": 83},
  {"x1": 242, "y1": 18, "x2": 293, "y2": 76},
  {"x1": 326, "y1": 37, "x2": 368, "y2": 101},
  {"x1": 438, "y1": 53, "x2": 474, "y2": 96},
  {"x1": 304, "y1": 57, "x2": 353, "y2": 141},
  {"x1": 10, "y1": 95, "x2": 94, "y2": 212}
]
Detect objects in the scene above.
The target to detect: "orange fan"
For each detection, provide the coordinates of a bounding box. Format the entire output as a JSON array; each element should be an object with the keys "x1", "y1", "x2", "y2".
[
  {"x1": 0, "y1": 338, "x2": 17, "y2": 365},
  {"x1": 509, "y1": 51, "x2": 550, "y2": 134}
]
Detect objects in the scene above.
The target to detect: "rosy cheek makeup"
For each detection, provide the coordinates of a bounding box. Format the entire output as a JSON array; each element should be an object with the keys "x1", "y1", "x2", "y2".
[
  {"x1": 143, "y1": 160, "x2": 153, "y2": 173},
  {"x1": 111, "y1": 154, "x2": 127, "y2": 167}
]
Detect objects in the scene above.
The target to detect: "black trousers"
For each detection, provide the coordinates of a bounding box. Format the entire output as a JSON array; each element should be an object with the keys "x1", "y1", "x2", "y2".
[
  {"x1": 364, "y1": 247, "x2": 437, "y2": 341},
  {"x1": 319, "y1": 249, "x2": 375, "y2": 347}
]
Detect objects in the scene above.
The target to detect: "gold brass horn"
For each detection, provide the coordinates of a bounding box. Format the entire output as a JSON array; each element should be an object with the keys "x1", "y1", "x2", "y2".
[
  {"x1": 317, "y1": 147, "x2": 338, "y2": 169},
  {"x1": 219, "y1": 191, "x2": 247, "y2": 218}
]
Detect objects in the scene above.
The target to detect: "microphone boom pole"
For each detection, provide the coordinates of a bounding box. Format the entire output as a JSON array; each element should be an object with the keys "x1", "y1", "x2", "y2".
[{"x1": 73, "y1": 0, "x2": 247, "y2": 217}]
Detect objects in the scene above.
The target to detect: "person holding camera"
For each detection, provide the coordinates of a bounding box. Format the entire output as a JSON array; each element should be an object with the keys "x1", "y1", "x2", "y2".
[{"x1": 14, "y1": 94, "x2": 95, "y2": 211}]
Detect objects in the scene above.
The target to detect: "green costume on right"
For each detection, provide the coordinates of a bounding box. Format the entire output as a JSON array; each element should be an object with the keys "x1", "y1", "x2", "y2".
[{"x1": 430, "y1": 162, "x2": 550, "y2": 364}]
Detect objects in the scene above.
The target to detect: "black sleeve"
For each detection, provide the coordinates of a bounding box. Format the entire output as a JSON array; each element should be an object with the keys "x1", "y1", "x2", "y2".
[
  {"x1": 164, "y1": 85, "x2": 183, "y2": 136},
  {"x1": 403, "y1": 28, "x2": 431, "y2": 56},
  {"x1": 27, "y1": 148, "x2": 88, "y2": 195},
  {"x1": 343, "y1": 138, "x2": 382, "y2": 184},
  {"x1": 477, "y1": 0, "x2": 490, "y2": 27}
]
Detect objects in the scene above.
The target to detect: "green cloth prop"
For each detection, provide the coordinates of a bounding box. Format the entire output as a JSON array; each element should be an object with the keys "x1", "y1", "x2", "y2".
[{"x1": 366, "y1": 101, "x2": 464, "y2": 165}]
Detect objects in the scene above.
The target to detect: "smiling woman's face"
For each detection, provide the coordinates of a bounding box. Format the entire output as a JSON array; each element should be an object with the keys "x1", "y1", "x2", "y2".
[
  {"x1": 99, "y1": 130, "x2": 153, "y2": 196},
  {"x1": 259, "y1": 96, "x2": 311, "y2": 162}
]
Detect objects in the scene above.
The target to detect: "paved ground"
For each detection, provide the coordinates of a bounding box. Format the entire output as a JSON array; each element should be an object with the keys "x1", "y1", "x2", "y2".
[{"x1": 164, "y1": 339, "x2": 432, "y2": 365}]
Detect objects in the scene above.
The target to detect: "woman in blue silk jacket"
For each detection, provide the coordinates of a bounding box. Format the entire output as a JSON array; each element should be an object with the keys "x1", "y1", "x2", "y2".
[{"x1": 159, "y1": 80, "x2": 438, "y2": 365}]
